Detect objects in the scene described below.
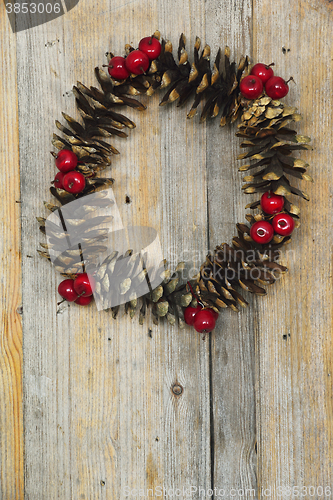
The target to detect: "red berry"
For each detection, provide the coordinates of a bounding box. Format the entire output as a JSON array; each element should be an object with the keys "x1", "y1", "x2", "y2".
[
  {"x1": 211, "y1": 310, "x2": 219, "y2": 321},
  {"x1": 184, "y1": 306, "x2": 202, "y2": 326},
  {"x1": 74, "y1": 273, "x2": 95, "y2": 297},
  {"x1": 239, "y1": 75, "x2": 263, "y2": 100},
  {"x1": 75, "y1": 295, "x2": 93, "y2": 306},
  {"x1": 260, "y1": 191, "x2": 284, "y2": 214},
  {"x1": 272, "y1": 213, "x2": 295, "y2": 236},
  {"x1": 138, "y1": 36, "x2": 162, "y2": 60},
  {"x1": 265, "y1": 76, "x2": 289, "y2": 99},
  {"x1": 54, "y1": 172, "x2": 65, "y2": 190},
  {"x1": 193, "y1": 309, "x2": 216, "y2": 334},
  {"x1": 125, "y1": 50, "x2": 149, "y2": 75},
  {"x1": 58, "y1": 279, "x2": 78, "y2": 302},
  {"x1": 108, "y1": 56, "x2": 130, "y2": 80},
  {"x1": 250, "y1": 220, "x2": 274, "y2": 244},
  {"x1": 251, "y1": 63, "x2": 274, "y2": 84},
  {"x1": 55, "y1": 149, "x2": 78, "y2": 173},
  {"x1": 63, "y1": 171, "x2": 86, "y2": 194}
]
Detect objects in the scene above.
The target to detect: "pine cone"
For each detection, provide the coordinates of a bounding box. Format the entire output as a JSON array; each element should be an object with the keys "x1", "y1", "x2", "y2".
[
  {"x1": 237, "y1": 95, "x2": 313, "y2": 216},
  {"x1": 37, "y1": 191, "x2": 114, "y2": 274},
  {"x1": 49, "y1": 76, "x2": 145, "y2": 203},
  {"x1": 93, "y1": 255, "x2": 193, "y2": 327},
  {"x1": 106, "y1": 32, "x2": 249, "y2": 124},
  {"x1": 194, "y1": 223, "x2": 288, "y2": 312}
]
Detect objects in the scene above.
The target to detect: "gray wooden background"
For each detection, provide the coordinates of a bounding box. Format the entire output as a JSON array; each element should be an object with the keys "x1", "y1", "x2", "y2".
[{"x1": 0, "y1": 0, "x2": 332, "y2": 498}]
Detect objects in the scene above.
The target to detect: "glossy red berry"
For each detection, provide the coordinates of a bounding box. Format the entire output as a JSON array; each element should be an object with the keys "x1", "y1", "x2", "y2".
[
  {"x1": 272, "y1": 213, "x2": 295, "y2": 236},
  {"x1": 125, "y1": 50, "x2": 149, "y2": 75},
  {"x1": 108, "y1": 56, "x2": 130, "y2": 80},
  {"x1": 184, "y1": 306, "x2": 202, "y2": 326},
  {"x1": 251, "y1": 63, "x2": 274, "y2": 84},
  {"x1": 260, "y1": 191, "x2": 284, "y2": 214},
  {"x1": 239, "y1": 75, "x2": 263, "y2": 100},
  {"x1": 73, "y1": 273, "x2": 95, "y2": 297},
  {"x1": 211, "y1": 310, "x2": 219, "y2": 321},
  {"x1": 193, "y1": 309, "x2": 216, "y2": 334},
  {"x1": 58, "y1": 279, "x2": 78, "y2": 302},
  {"x1": 75, "y1": 295, "x2": 93, "y2": 306},
  {"x1": 63, "y1": 171, "x2": 86, "y2": 194},
  {"x1": 54, "y1": 172, "x2": 65, "y2": 190},
  {"x1": 250, "y1": 220, "x2": 274, "y2": 244},
  {"x1": 265, "y1": 76, "x2": 289, "y2": 99},
  {"x1": 55, "y1": 149, "x2": 78, "y2": 173},
  {"x1": 138, "y1": 36, "x2": 162, "y2": 60}
]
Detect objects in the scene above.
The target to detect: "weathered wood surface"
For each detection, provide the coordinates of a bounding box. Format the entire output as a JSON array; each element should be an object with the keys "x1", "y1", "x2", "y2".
[
  {"x1": 206, "y1": 2, "x2": 258, "y2": 496},
  {"x1": 253, "y1": 0, "x2": 333, "y2": 495},
  {"x1": 0, "y1": 6, "x2": 23, "y2": 500},
  {"x1": 0, "y1": 0, "x2": 332, "y2": 498}
]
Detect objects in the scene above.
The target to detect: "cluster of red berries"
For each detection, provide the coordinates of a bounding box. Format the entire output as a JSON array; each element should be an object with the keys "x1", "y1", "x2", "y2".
[
  {"x1": 108, "y1": 35, "x2": 161, "y2": 81},
  {"x1": 250, "y1": 191, "x2": 295, "y2": 244},
  {"x1": 184, "y1": 305, "x2": 218, "y2": 334},
  {"x1": 58, "y1": 272, "x2": 95, "y2": 306},
  {"x1": 53, "y1": 150, "x2": 86, "y2": 194},
  {"x1": 240, "y1": 63, "x2": 290, "y2": 101}
]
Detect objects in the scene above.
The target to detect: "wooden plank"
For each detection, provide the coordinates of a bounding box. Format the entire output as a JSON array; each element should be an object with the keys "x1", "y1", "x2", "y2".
[
  {"x1": 205, "y1": 2, "x2": 258, "y2": 497},
  {"x1": 253, "y1": 0, "x2": 333, "y2": 494},
  {"x1": 16, "y1": 19, "x2": 75, "y2": 500},
  {"x1": 0, "y1": 5, "x2": 23, "y2": 500},
  {"x1": 17, "y1": 1, "x2": 211, "y2": 498}
]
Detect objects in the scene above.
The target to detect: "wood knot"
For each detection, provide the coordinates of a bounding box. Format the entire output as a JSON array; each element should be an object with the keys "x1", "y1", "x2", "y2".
[{"x1": 171, "y1": 383, "x2": 183, "y2": 396}]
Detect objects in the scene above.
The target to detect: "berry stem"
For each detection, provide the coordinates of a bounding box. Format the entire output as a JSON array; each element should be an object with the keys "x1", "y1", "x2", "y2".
[{"x1": 187, "y1": 281, "x2": 204, "y2": 308}]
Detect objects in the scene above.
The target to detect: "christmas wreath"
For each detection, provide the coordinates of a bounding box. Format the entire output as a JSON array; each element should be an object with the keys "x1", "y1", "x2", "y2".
[{"x1": 37, "y1": 31, "x2": 312, "y2": 334}]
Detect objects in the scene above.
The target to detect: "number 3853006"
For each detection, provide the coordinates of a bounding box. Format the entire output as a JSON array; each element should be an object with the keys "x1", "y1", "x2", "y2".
[{"x1": 6, "y1": 3, "x2": 61, "y2": 14}]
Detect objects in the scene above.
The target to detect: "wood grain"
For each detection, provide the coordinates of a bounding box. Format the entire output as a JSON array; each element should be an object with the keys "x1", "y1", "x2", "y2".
[
  {"x1": 0, "y1": 4, "x2": 23, "y2": 500},
  {"x1": 205, "y1": 2, "x2": 258, "y2": 497},
  {"x1": 253, "y1": 0, "x2": 333, "y2": 494},
  {"x1": 1, "y1": 0, "x2": 332, "y2": 497}
]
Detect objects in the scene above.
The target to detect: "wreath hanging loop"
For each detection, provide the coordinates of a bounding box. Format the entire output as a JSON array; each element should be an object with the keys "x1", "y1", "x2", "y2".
[{"x1": 37, "y1": 31, "x2": 313, "y2": 334}]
